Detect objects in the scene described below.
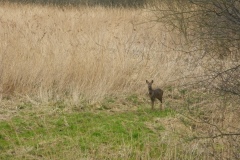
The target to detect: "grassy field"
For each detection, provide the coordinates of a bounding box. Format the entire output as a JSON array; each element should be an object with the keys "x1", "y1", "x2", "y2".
[
  {"x1": 1, "y1": 89, "x2": 239, "y2": 159},
  {"x1": 0, "y1": 2, "x2": 239, "y2": 160},
  {"x1": 0, "y1": 91, "x2": 211, "y2": 160},
  {"x1": 0, "y1": 105, "x2": 175, "y2": 159}
]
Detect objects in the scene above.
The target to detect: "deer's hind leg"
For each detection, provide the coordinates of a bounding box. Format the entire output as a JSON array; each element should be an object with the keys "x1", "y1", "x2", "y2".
[
  {"x1": 157, "y1": 97, "x2": 164, "y2": 110},
  {"x1": 160, "y1": 102, "x2": 164, "y2": 110},
  {"x1": 159, "y1": 99, "x2": 164, "y2": 110}
]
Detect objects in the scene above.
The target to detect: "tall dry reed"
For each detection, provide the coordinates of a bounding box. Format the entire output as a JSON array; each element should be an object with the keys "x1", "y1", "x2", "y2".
[{"x1": 0, "y1": 3, "x2": 197, "y2": 102}]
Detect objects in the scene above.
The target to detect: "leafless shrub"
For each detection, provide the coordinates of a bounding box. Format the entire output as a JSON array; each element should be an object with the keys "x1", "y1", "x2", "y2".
[
  {"x1": 152, "y1": 0, "x2": 240, "y2": 96},
  {"x1": 152, "y1": 1, "x2": 240, "y2": 159}
]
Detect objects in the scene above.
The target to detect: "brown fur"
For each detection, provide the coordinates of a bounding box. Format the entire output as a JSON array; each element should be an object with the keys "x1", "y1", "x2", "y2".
[{"x1": 146, "y1": 80, "x2": 164, "y2": 110}]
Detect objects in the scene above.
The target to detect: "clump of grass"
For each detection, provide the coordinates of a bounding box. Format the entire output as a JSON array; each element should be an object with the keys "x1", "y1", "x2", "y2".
[{"x1": 126, "y1": 94, "x2": 139, "y2": 104}]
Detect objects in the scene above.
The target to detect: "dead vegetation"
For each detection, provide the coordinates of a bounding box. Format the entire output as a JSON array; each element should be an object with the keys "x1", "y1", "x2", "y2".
[
  {"x1": 0, "y1": 2, "x2": 239, "y2": 159},
  {"x1": 0, "y1": 3, "x2": 195, "y2": 102}
]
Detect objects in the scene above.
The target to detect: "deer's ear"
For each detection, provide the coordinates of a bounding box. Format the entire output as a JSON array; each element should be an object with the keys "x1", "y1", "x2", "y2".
[
  {"x1": 151, "y1": 80, "x2": 154, "y2": 83},
  {"x1": 146, "y1": 80, "x2": 149, "y2": 83}
]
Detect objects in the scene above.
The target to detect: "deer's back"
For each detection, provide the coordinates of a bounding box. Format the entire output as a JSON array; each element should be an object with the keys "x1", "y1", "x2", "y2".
[{"x1": 153, "y1": 88, "x2": 163, "y2": 97}]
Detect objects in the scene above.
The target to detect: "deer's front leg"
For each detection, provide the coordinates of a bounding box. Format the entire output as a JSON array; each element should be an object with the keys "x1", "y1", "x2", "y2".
[{"x1": 151, "y1": 98, "x2": 155, "y2": 110}]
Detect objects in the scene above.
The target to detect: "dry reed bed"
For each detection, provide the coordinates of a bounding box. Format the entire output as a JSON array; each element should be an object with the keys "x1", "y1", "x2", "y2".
[{"x1": 0, "y1": 3, "x2": 199, "y2": 102}]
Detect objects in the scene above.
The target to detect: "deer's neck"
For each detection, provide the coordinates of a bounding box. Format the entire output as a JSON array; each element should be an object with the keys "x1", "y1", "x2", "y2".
[{"x1": 148, "y1": 87, "x2": 153, "y2": 94}]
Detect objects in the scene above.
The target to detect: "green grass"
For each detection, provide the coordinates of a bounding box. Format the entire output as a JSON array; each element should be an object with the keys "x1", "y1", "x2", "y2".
[
  {"x1": 0, "y1": 107, "x2": 174, "y2": 159},
  {"x1": 1, "y1": 90, "x2": 237, "y2": 159}
]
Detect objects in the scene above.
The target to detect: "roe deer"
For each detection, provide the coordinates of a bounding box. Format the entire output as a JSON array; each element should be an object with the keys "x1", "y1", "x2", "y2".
[{"x1": 146, "y1": 80, "x2": 164, "y2": 110}]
